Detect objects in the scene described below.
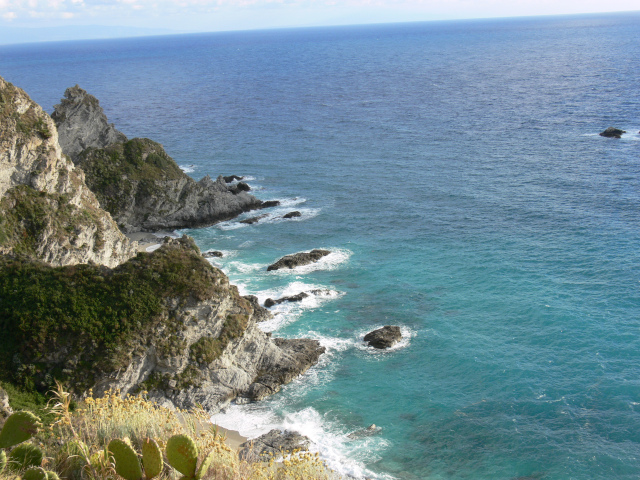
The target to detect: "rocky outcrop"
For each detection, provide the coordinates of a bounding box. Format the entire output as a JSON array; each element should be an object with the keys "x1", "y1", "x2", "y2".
[
  {"x1": 1, "y1": 237, "x2": 323, "y2": 413},
  {"x1": 283, "y1": 211, "x2": 301, "y2": 219},
  {"x1": 244, "y1": 295, "x2": 273, "y2": 323},
  {"x1": 264, "y1": 292, "x2": 309, "y2": 308},
  {"x1": 239, "y1": 429, "x2": 311, "y2": 462},
  {"x1": 203, "y1": 250, "x2": 223, "y2": 258},
  {"x1": 0, "y1": 76, "x2": 137, "y2": 267},
  {"x1": 240, "y1": 214, "x2": 268, "y2": 225},
  {"x1": 223, "y1": 175, "x2": 244, "y2": 183},
  {"x1": 599, "y1": 127, "x2": 626, "y2": 138},
  {"x1": 51, "y1": 87, "x2": 265, "y2": 233},
  {"x1": 51, "y1": 85, "x2": 127, "y2": 163},
  {"x1": 267, "y1": 249, "x2": 331, "y2": 271},
  {"x1": 364, "y1": 326, "x2": 402, "y2": 349}
]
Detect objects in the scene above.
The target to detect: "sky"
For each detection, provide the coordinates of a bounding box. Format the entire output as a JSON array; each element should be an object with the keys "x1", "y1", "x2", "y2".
[{"x1": 0, "y1": 0, "x2": 639, "y2": 42}]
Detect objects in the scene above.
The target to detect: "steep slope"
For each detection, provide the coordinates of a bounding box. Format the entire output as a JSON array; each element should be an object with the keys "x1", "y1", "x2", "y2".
[
  {"x1": 0, "y1": 236, "x2": 324, "y2": 412},
  {"x1": 52, "y1": 86, "x2": 264, "y2": 233},
  {"x1": 0, "y1": 76, "x2": 137, "y2": 267}
]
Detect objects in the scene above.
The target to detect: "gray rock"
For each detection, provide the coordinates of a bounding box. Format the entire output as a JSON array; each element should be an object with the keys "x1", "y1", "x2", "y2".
[
  {"x1": 364, "y1": 326, "x2": 402, "y2": 349},
  {"x1": 260, "y1": 200, "x2": 281, "y2": 208},
  {"x1": 599, "y1": 127, "x2": 626, "y2": 138},
  {"x1": 203, "y1": 250, "x2": 223, "y2": 258},
  {"x1": 230, "y1": 181, "x2": 251, "y2": 194},
  {"x1": 223, "y1": 175, "x2": 244, "y2": 183},
  {"x1": 240, "y1": 214, "x2": 268, "y2": 225},
  {"x1": 267, "y1": 249, "x2": 331, "y2": 271},
  {"x1": 283, "y1": 211, "x2": 301, "y2": 219},
  {"x1": 239, "y1": 429, "x2": 311, "y2": 462},
  {"x1": 264, "y1": 292, "x2": 309, "y2": 308},
  {"x1": 244, "y1": 295, "x2": 273, "y2": 322},
  {"x1": 52, "y1": 85, "x2": 127, "y2": 163}
]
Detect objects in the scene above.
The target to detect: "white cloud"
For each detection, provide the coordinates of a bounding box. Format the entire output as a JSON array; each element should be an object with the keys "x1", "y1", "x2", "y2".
[{"x1": 2, "y1": 10, "x2": 17, "y2": 18}]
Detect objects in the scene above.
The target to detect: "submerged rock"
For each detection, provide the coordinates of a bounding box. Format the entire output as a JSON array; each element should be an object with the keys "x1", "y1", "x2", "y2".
[
  {"x1": 240, "y1": 214, "x2": 268, "y2": 225},
  {"x1": 364, "y1": 326, "x2": 402, "y2": 349},
  {"x1": 239, "y1": 429, "x2": 311, "y2": 462},
  {"x1": 267, "y1": 249, "x2": 331, "y2": 271},
  {"x1": 599, "y1": 127, "x2": 626, "y2": 138},
  {"x1": 347, "y1": 424, "x2": 381, "y2": 439}
]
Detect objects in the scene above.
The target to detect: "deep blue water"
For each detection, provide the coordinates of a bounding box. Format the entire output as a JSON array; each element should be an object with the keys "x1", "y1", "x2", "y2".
[{"x1": 2, "y1": 12, "x2": 640, "y2": 479}]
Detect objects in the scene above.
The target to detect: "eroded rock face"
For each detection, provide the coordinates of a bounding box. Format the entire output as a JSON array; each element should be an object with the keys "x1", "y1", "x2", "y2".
[
  {"x1": 239, "y1": 429, "x2": 311, "y2": 462},
  {"x1": 267, "y1": 249, "x2": 331, "y2": 271},
  {"x1": 599, "y1": 127, "x2": 626, "y2": 138},
  {"x1": 52, "y1": 85, "x2": 127, "y2": 163},
  {"x1": 364, "y1": 326, "x2": 402, "y2": 349},
  {"x1": 0, "y1": 76, "x2": 137, "y2": 267}
]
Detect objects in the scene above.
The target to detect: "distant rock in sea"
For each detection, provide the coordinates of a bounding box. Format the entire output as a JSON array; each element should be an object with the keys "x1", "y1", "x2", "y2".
[
  {"x1": 364, "y1": 326, "x2": 402, "y2": 349},
  {"x1": 283, "y1": 211, "x2": 301, "y2": 219},
  {"x1": 267, "y1": 249, "x2": 331, "y2": 271},
  {"x1": 223, "y1": 175, "x2": 244, "y2": 183},
  {"x1": 599, "y1": 127, "x2": 626, "y2": 138}
]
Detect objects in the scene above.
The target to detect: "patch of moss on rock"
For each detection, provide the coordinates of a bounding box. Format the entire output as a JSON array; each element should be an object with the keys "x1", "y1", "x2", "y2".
[
  {"x1": 0, "y1": 81, "x2": 51, "y2": 140},
  {"x1": 78, "y1": 138, "x2": 183, "y2": 218},
  {"x1": 189, "y1": 314, "x2": 249, "y2": 364}
]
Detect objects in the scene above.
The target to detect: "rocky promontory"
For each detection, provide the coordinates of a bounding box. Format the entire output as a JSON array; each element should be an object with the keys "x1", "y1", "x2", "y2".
[
  {"x1": 52, "y1": 85, "x2": 266, "y2": 232},
  {"x1": 0, "y1": 76, "x2": 137, "y2": 267},
  {"x1": 0, "y1": 77, "x2": 326, "y2": 415}
]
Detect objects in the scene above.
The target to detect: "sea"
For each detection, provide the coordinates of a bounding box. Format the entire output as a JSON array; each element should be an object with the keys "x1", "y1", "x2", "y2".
[{"x1": 1, "y1": 11, "x2": 640, "y2": 479}]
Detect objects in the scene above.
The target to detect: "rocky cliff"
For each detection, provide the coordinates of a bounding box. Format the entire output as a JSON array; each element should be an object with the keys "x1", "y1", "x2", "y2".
[
  {"x1": 52, "y1": 86, "x2": 264, "y2": 233},
  {"x1": 0, "y1": 236, "x2": 324, "y2": 412},
  {"x1": 0, "y1": 76, "x2": 137, "y2": 267}
]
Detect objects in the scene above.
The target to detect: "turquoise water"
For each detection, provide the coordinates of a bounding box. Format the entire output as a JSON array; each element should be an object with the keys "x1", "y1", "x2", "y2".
[{"x1": 2, "y1": 12, "x2": 640, "y2": 479}]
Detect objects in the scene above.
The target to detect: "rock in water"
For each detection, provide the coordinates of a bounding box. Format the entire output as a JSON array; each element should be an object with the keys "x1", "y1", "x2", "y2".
[
  {"x1": 260, "y1": 200, "x2": 281, "y2": 208},
  {"x1": 283, "y1": 211, "x2": 301, "y2": 219},
  {"x1": 264, "y1": 292, "x2": 309, "y2": 308},
  {"x1": 223, "y1": 175, "x2": 244, "y2": 183},
  {"x1": 240, "y1": 214, "x2": 268, "y2": 225},
  {"x1": 599, "y1": 127, "x2": 626, "y2": 138},
  {"x1": 244, "y1": 295, "x2": 273, "y2": 322},
  {"x1": 52, "y1": 85, "x2": 127, "y2": 163},
  {"x1": 202, "y1": 250, "x2": 223, "y2": 258},
  {"x1": 267, "y1": 249, "x2": 331, "y2": 271},
  {"x1": 239, "y1": 430, "x2": 311, "y2": 462},
  {"x1": 364, "y1": 326, "x2": 402, "y2": 349}
]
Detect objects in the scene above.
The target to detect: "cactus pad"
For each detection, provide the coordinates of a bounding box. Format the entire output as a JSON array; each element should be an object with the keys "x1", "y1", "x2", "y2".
[
  {"x1": 46, "y1": 471, "x2": 61, "y2": 480},
  {"x1": 141, "y1": 438, "x2": 163, "y2": 480},
  {"x1": 22, "y1": 467, "x2": 48, "y2": 480},
  {"x1": 195, "y1": 450, "x2": 216, "y2": 480},
  {"x1": 165, "y1": 434, "x2": 198, "y2": 478},
  {"x1": 8, "y1": 443, "x2": 44, "y2": 470},
  {"x1": 108, "y1": 439, "x2": 142, "y2": 480},
  {"x1": 0, "y1": 411, "x2": 41, "y2": 448}
]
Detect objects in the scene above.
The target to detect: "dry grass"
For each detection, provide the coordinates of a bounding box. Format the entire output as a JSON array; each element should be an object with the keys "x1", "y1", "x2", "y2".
[{"x1": 0, "y1": 383, "x2": 339, "y2": 480}]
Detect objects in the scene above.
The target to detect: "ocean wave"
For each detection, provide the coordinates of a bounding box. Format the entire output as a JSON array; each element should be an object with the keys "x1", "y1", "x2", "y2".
[
  {"x1": 179, "y1": 164, "x2": 196, "y2": 173},
  {"x1": 216, "y1": 205, "x2": 319, "y2": 230},
  {"x1": 211, "y1": 403, "x2": 394, "y2": 480}
]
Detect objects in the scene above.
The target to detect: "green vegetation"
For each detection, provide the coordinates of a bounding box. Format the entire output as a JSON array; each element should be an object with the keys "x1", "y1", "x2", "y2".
[
  {"x1": 78, "y1": 138, "x2": 184, "y2": 218},
  {"x1": 0, "y1": 237, "x2": 229, "y2": 392},
  {"x1": 189, "y1": 314, "x2": 249, "y2": 365},
  {"x1": 0, "y1": 81, "x2": 51, "y2": 140},
  {"x1": 0, "y1": 185, "x2": 104, "y2": 258}
]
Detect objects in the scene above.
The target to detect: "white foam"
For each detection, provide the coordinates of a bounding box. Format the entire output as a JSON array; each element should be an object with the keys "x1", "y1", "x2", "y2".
[
  {"x1": 179, "y1": 164, "x2": 196, "y2": 173},
  {"x1": 215, "y1": 205, "x2": 320, "y2": 230},
  {"x1": 212, "y1": 403, "x2": 394, "y2": 480},
  {"x1": 355, "y1": 325, "x2": 416, "y2": 354}
]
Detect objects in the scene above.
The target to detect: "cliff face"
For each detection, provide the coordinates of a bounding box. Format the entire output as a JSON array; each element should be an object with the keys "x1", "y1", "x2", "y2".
[
  {"x1": 0, "y1": 76, "x2": 137, "y2": 267},
  {"x1": 1, "y1": 237, "x2": 324, "y2": 413},
  {"x1": 53, "y1": 86, "x2": 263, "y2": 233},
  {"x1": 51, "y1": 85, "x2": 127, "y2": 163}
]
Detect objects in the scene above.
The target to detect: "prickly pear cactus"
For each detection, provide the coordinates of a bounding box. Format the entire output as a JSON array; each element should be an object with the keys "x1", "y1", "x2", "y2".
[
  {"x1": 108, "y1": 439, "x2": 143, "y2": 480},
  {"x1": 8, "y1": 443, "x2": 43, "y2": 470},
  {"x1": 22, "y1": 466, "x2": 47, "y2": 480},
  {"x1": 195, "y1": 450, "x2": 216, "y2": 480},
  {"x1": 141, "y1": 438, "x2": 162, "y2": 480},
  {"x1": 0, "y1": 411, "x2": 41, "y2": 448},
  {"x1": 165, "y1": 434, "x2": 198, "y2": 478},
  {"x1": 46, "y1": 471, "x2": 61, "y2": 480}
]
